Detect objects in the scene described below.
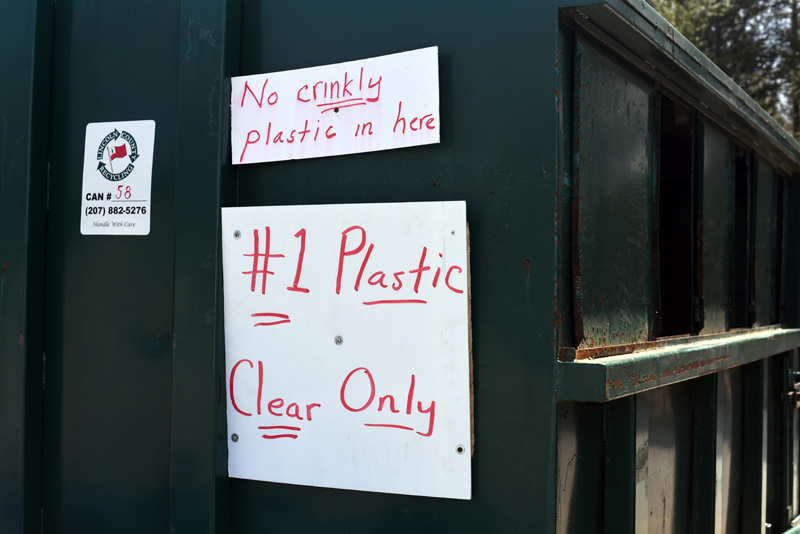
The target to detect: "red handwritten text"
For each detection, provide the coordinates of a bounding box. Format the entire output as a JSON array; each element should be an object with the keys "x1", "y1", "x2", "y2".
[
  {"x1": 241, "y1": 226, "x2": 465, "y2": 304},
  {"x1": 340, "y1": 367, "x2": 436, "y2": 437},
  {"x1": 229, "y1": 359, "x2": 322, "y2": 420}
]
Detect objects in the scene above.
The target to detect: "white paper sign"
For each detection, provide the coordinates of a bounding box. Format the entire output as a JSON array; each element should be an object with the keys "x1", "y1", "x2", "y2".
[
  {"x1": 80, "y1": 120, "x2": 155, "y2": 235},
  {"x1": 221, "y1": 201, "x2": 471, "y2": 499},
  {"x1": 231, "y1": 47, "x2": 440, "y2": 164}
]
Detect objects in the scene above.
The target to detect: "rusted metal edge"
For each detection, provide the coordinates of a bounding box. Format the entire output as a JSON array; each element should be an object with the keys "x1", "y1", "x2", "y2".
[
  {"x1": 560, "y1": 326, "x2": 786, "y2": 361},
  {"x1": 556, "y1": 327, "x2": 800, "y2": 402}
]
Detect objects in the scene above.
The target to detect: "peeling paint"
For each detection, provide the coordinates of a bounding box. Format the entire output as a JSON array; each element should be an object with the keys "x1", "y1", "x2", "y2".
[
  {"x1": 567, "y1": 339, "x2": 659, "y2": 361},
  {"x1": 198, "y1": 27, "x2": 216, "y2": 47}
]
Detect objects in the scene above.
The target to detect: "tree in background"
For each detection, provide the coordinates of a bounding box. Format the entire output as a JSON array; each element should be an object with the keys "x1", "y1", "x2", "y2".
[
  {"x1": 782, "y1": 0, "x2": 800, "y2": 135},
  {"x1": 650, "y1": 0, "x2": 799, "y2": 139}
]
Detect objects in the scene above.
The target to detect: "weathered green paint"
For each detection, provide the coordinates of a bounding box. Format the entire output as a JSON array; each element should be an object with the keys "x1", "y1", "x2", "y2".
[
  {"x1": 558, "y1": 327, "x2": 800, "y2": 402},
  {"x1": 732, "y1": 149, "x2": 755, "y2": 329},
  {"x1": 556, "y1": 402, "x2": 604, "y2": 533},
  {"x1": 699, "y1": 121, "x2": 733, "y2": 334},
  {"x1": 0, "y1": 1, "x2": 51, "y2": 532},
  {"x1": 715, "y1": 368, "x2": 744, "y2": 533},
  {"x1": 784, "y1": 351, "x2": 800, "y2": 526},
  {"x1": 641, "y1": 382, "x2": 693, "y2": 532},
  {"x1": 41, "y1": 1, "x2": 179, "y2": 530},
  {"x1": 741, "y1": 360, "x2": 768, "y2": 534},
  {"x1": 691, "y1": 373, "x2": 718, "y2": 533},
  {"x1": 754, "y1": 158, "x2": 779, "y2": 327},
  {"x1": 572, "y1": 34, "x2": 657, "y2": 348},
  {"x1": 603, "y1": 396, "x2": 641, "y2": 534},
  {"x1": 557, "y1": 19, "x2": 576, "y2": 354},
  {"x1": 169, "y1": 0, "x2": 240, "y2": 532}
]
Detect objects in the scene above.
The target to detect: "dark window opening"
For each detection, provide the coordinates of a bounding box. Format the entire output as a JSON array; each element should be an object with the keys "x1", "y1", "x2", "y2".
[
  {"x1": 776, "y1": 177, "x2": 785, "y2": 323},
  {"x1": 657, "y1": 97, "x2": 698, "y2": 337},
  {"x1": 732, "y1": 147, "x2": 754, "y2": 329}
]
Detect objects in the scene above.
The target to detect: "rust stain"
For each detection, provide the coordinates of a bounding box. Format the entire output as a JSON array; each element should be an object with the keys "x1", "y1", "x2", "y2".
[
  {"x1": 1, "y1": 261, "x2": 7, "y2": 280},
  {"x1": 523, "y1": 259, "x2": 531, "y2": 278},
  {"x1": 630, "y1": 372, "x2": 657, "y2": 387},
  {"x1": 604, "y1": 378, "x2": 624, "y2": 395},
  {"x1": 18, "y1": 332, "x2": 24, "y2": 349},
  {"x1": 552, "y1": 310, "x2": 561, "y2": 329},
  {"x1": 198, "y1": 27, "x2": 216, "y2": 46},
  {"x1": 575, "y1": 340, "x2": 658, "y2": 360},
  {"x1": 624, "y1": 356, "x2": 732, "y2": 389},
  {"x1": 656, "y1": 356, "x2": 731, "y2": 381}
]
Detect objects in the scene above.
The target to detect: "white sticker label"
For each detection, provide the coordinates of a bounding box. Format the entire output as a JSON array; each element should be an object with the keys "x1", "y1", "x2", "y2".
[{"x1": 80, "y1": 120, "x2": 155, "y2": 235}]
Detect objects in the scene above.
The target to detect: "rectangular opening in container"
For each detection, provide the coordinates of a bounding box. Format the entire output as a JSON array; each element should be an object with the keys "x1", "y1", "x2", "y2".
[
  {"x1": 776, "y1": 176, "x2": 785, "y2": 323},
  {"x1": 733, "y1": 147, "x2": 753, "y2": 329},
  {"x1": 657, "y1": 97, "x2": 698, "y2": 337}
]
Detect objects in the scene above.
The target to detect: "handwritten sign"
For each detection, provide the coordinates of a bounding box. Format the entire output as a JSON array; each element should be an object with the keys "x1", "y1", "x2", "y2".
[
  {"x1": 231, "y1": 47, "x2": 440, "y2": 164},
  {"x1": 221, "y1": 201, "x2": 471, "y2": 499}
]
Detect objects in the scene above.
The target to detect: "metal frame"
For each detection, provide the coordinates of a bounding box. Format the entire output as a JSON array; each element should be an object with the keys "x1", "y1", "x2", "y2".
[
  {"x1": 0, "y1": 1, "x2": 53, "y2": 531},
  {"x1": 169, "y1": 0, "x2": 241, "y2": 531}
]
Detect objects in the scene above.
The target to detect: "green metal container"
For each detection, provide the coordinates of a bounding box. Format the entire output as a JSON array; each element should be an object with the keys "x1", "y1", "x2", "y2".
[{"x1": 3, "y1": 0, "x2": 800, "y2": 532}]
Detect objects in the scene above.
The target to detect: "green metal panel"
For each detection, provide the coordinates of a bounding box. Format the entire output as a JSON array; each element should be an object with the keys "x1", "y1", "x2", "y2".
[
  {"x1": 572, "y1": 34, "x2": 657, "y2": 348},
  {"x1": 741, "y1": 360, "x2": 768, "y2": 534},
  {"x1": 556, "y1": 402, "x2": 604, "y2": 534},
  {"x1": 699, "y1": 121, "x2": 733, "y2": 334},
  {"x1": 766, "y1": 354, "x2": 782, "y2": 529},
  {"x1": 642, "y1": 382, "x2": 693, "y2": 532},
  {"x1": 715, "y1": 367, "x2": 744, "y2": 534},
  {"x1": 691, "y1": 374, "x2": 718, "y2": 533},
  {"x1": 732, "y1": 149, "x2": 755, "y2": 329},
  {"x1": 168, "y1": 0, "x2": 240, "y2": 532},
  {"x1": 557, "y1": 19, "x2": 576, "y2": 354},
  {"x1": 784, "y1": 350, "x2": 800, "y2": 527},
  {"x1": 754, "y1": 159, "x2": 779, "y2": 327},
  {"x1": 41, "y1": 1, "x2": 179, "y2": 530},
  {"x1": 231, "y1": 0, "x2": 561, "y2": 531},
  {"x1": 603, "y1": 395, "x2": 644, "y2": 534},
  {"x1": 0, "y1": 1, "x2": 52, "y2": 532}
]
